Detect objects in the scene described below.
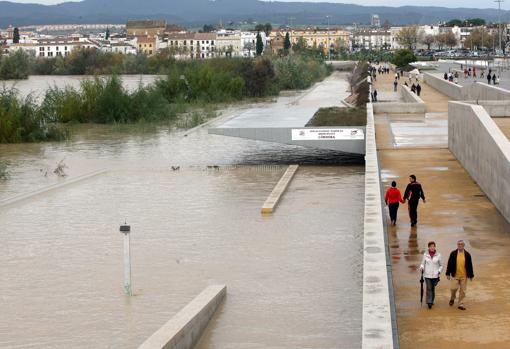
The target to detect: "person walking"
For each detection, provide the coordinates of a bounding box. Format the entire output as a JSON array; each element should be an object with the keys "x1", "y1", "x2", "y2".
[
  {"x1": 493, "y1": 74, "x2": 497, "y2": 85},
  {"x1": 473, "y1": 67, "x2": 477, "y2": 78},
  {"x1": 403, "y1": 174, "x2": 426, "y2": 227},
  {"x1": 394, "y1": 79, "x2": 398, "y2": 92},
  {"x1": 420, "y1": 241, "x2": 443, "y2": 309},
  {"x1": 416, "y1": 83, "x2": 422, "y2": 96},
  {"x1": 487, "y1": 72, "x2": 492, "y2": 85},
  {"x1": 444, "y1": 72, "x2": 448, "y2": 80},
  {"x1": 373, "y1": 89, "x2": 378, "y2": 102},
  {"x1": 385, "y1": 181, "x2": 404, "y2": 225},
  {"x1": 446, "y1": 240, "x2": 474, "y2": 310}
]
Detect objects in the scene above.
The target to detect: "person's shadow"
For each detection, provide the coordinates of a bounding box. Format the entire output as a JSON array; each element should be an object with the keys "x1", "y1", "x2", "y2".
[{"x1": 405, "y1": 226, "x2": 423, "y2": 270}]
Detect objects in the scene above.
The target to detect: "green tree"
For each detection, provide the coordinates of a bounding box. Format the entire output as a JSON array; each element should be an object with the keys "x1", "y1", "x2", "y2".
[
  {"x1": 13, "y1": 27, "x2": 20, "y2": 44},
  {"x1": 283, "y1": 32, "x2": 291, "y2": 54},
  {"x1": 256, "y1": 32, "x2": 264, "y2": 56},
  {"x1": 395, "y1": 26, "x2": 418, "y2": 50},
  {"x1": 0, "y1": 50, "x2": 30, "y2": 79},
  {"x1": 391, "y1": 49, "x2": 416, "y2": 68},
  {"x1": 264, "y1": 23, "x2": 273, "y2": 37},
  {"x1": 200, "y1": 24, "x2": 216, "y2": 33}
]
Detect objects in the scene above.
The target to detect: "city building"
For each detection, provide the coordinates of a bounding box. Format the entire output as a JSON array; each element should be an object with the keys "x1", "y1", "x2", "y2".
[
  {"x1": 127, "y1": 19, "x2": 167, "y2": 37},
  {"x1": 165, "y1": 32, "x2": 217, "y2": 59},
  {"x1": 10, "y1": 36, "x2": 99, "y2": 57},
  {"x1": 371, "y1": 14, "x2": 381, "y2": 28},
  {"x1": 352, "y1": 29, "x2": 391, "y2": 50},
  {"x1": 215, "y1": 30, "x2": 242, "y2": 57},
  {"x1": 270, "y1": 28, "x2": 350, "y2": 54}
]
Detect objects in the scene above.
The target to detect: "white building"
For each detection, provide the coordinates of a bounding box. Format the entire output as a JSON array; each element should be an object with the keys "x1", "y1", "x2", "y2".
[
  {"x1": 10, "y1": 37, "x2": 99, "y2": 57},
  {"x1": 352, "y1": 30, "x2": 391, "y2": 50},
  {"x1": 166, "y1": 32, "x2": 217, "y2": 59},
  {"x1": 215, "y1": 30, "x2": 242, "y2": 57},
  {"x1": 241, "y1": 31, "x2": 267, "y2": 57}
]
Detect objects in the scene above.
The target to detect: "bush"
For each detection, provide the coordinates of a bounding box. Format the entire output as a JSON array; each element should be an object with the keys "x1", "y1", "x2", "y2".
[
  {"x1": 0, "y1": 50, "x2": 30, "y2": 79},
  {"x1": 392, "y1": 49, "x2": 417, "y2": 68}
]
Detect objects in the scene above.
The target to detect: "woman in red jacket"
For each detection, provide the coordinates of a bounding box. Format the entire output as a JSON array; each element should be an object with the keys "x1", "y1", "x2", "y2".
[{"x1": 385, "y1": 181, "x2": 405, "y2": 225}]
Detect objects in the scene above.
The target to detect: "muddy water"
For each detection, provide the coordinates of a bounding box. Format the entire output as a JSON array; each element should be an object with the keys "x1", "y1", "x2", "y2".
[{"x1": 0, "y1": 75, "x2": 364, "y2": 348}]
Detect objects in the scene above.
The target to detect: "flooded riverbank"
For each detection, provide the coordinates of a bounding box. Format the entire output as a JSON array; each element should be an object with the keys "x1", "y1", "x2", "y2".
[{"x1": 0, "y1": 72, "x2": 365, "y2": 348}]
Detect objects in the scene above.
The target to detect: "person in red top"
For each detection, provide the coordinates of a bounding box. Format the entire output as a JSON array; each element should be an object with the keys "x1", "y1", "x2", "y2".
[{"x1": 385, "y1": 181, "x2": 405, "y2": 225}]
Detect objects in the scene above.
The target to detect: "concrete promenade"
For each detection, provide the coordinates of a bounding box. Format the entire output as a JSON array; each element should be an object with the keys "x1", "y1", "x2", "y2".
[{"x1": 373, "y1": 72, "x2": 510, "y2": 348}]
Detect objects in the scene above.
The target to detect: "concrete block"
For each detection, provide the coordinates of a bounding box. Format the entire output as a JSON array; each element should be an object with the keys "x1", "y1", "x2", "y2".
[
  {"x1": 261, "y1": 165, "x2": 299, "y2": 214},
  {"x1": 138, "y1": 285, "x2": 226, "y2": 349}
]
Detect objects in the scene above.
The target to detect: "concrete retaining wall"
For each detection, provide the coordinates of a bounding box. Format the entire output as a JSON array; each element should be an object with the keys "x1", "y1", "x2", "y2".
[
  {"x1": 449, "y1": 102, "x2": 510, "y2": 224},
  {"x1": 423, "y1": 73, "x2": 463, "y2": 100},
  {"x1": 138, "y1": 285, "x2": 226, "y2": 349},
  {"x1": 362, "y1": 102, "x2": 395, "y2": 349},
  {"x1": 463, "y1": 82, "x2": 510, "y2": 101},
  {"x1": 464, "y1": 100, "x2": 510, "y2": 117}
]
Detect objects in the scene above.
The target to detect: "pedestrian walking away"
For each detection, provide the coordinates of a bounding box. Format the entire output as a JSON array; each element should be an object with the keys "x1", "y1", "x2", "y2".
[
  {"x1": 403, "y1": 174, "x2": 426, "y2": 227},
  {"x1": 394, "y1": 79, "x2": 398, "y2": 92},
  {"x1": 473, "y1": 67, "x2": 477, "y2": 78},
  {"x1": 487, "y1": 73, "x2": 492, "y2": 85},
  {"x1": 385, "y1": 181, "x2": 404, "y2": 225},
  {"x1": 420, "y1": 241, "x2": 443, "y2": 309},
  {"x1": 411, "y1": 83, "x2": 416, "y2": 93},
  {"x1": 446, "y1": 240, "x2": 474, "y2": 310},
  {"x1": 373, "y1": 89, "x2": 378, "y2": 102},
  {"x1": 416, "y1": 83, "x2": 422, "y2": 96},
  {"x1": 493, "y1": 74, "x2": 497, "y2": 85},
  {"x1": 444, "y1": 72, "x2": 448, "y2": 80}
]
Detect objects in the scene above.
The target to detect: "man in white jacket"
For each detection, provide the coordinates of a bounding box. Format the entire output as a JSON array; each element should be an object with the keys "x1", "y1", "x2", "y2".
[{"x1": 419, "y1": 241, "x2": 443, "y2": 309}]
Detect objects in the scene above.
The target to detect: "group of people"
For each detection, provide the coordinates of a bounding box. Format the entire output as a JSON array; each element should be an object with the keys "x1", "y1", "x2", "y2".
[
  {"x1": 384, "y1": 175, "x2": 425, "y2": 227},
  {"x1": 419, "y1": 240, "x2": 475, "y2": 310},
  {"x1": 403, "y1": 81, "x2": 422, "y2": 96},
  {"x1": 385, "y1": 176, "x2": 476, "y2": 311},
  {"x1": 444, "y1": 72, "x2": 459, "y2": 84},
  {"x1": 448, "y1": 67, "x2": 501, "y2": 85}
]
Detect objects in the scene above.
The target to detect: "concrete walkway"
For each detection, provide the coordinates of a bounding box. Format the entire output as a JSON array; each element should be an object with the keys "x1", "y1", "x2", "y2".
[{"x1": 373, "y1": 72, "x2": 510, "y2": 349}]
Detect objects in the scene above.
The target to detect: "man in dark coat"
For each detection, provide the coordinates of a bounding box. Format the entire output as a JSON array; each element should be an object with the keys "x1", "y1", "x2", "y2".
[
  {"x1": 446, "y1": 240, "x2": 474, "y2": 310},
  {"x1": 403, "y1": 174, "x2": 425, "y2": 227}
]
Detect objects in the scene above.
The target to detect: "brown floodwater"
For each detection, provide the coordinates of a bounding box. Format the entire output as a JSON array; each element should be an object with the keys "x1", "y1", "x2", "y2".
[{"x1": 0, "y1": 74, "x2": 364, "y2": 348}]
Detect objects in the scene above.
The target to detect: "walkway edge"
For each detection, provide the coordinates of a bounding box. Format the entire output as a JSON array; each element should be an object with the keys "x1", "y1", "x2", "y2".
[
  {"x1": 0, "y1": 169, "x2": 107, "y2": 208},
  {"x1": 261, "y1": 165, "x2": 299, "y2": 214},
  {"x1": 362, "y1": 102, "x2": 395, "y2": 349},
  {"x1": 138, "y1": 285, "x2": 226, "y2": 349}
]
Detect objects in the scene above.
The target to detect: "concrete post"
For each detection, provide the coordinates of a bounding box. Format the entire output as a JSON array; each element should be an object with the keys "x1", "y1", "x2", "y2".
[{"x1": 120, "y1": 223, "x2": 132, "y2": 296}]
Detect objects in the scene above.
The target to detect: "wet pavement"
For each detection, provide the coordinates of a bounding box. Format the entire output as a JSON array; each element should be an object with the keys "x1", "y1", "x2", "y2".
[
  {"x1": 374, "y1": 71, "x2": 510, "y2": 348},
  {"x1": 0, "y1": 76, "x2": 364, "y2": 348}
]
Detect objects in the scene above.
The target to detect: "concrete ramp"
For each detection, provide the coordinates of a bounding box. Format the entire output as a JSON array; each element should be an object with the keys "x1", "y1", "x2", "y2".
[{"x1": 208, "y1": 72, "x2": 366, "y2": 155}]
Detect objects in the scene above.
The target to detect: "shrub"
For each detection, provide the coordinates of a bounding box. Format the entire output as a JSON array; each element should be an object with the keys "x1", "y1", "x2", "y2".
[{"x1": 392, "y1": 49, "x2": 417, "y2": 68}]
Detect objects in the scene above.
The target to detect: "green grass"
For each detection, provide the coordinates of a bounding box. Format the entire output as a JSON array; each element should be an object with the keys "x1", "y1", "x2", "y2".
[{"x1": 306, "y1": 107, "x2": 367, "y2": 127}]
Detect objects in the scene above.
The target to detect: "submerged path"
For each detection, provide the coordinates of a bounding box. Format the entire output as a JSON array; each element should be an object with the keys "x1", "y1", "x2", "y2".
[{"x1": 373, "y1": 72, "x2": 510, "y2": 348}]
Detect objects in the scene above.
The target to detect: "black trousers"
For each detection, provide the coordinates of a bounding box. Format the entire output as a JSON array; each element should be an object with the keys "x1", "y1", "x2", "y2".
[
  {"x1": 408, "y1": 200, "x2": 419, "y2": 224},
  {"x1": 425, "y1": 277, "x2": 439, "y2": 305},
  {"x1": 388, "y1": 202, "x2": 399, "y2": 222}
]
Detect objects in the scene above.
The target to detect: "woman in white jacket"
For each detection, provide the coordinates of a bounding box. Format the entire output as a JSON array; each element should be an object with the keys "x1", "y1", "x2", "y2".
[{"x1": 420, "y1": 241, "x2": 442, "y2": 309}]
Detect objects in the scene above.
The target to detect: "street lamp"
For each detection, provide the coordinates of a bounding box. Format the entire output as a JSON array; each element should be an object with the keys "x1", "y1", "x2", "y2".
[{"x1": 326, "y1": 15, "x2": 331, "y2": 61}]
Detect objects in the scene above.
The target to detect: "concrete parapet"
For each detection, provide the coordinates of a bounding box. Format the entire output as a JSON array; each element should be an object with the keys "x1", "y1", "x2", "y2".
[
  {"x1": 449, "y1": 102, "x2": 510, "y2": 224},
  {"x1": 0, "y1": 169, "x2": 107, "y2": 208},
  {"x1": 464, "y1": 100, "x2": 510, "y2": 117},
  {"x1": 423, "y1": 73, "x2": 463, "y2": 100},
  {"x1": 261, "y1": 165, "x2": 299, "y2": 214},
  {"x1": 373, "y1": 102, "x2": 426, "y2": 114},
  {"x1": 138, "y1": 285, "x2": 227, "y2": 349},
  {"x1": 400, "y1": 85, "x2": 425, "y2": 105},
  {"x1": 362, "y1": 103, "x2": 395, "y2": 349}
]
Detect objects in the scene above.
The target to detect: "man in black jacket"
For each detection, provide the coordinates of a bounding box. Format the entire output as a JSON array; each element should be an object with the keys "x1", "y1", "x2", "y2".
[
  {"x1": 403, "y1": 175, "x2": 426, "y2": 227},
  {"x1": 446, "y1": 240, "x2": 474, "y2": 310}
]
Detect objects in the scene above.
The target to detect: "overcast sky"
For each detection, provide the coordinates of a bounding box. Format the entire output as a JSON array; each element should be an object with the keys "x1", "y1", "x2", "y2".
[{"x1": 9, "y1": 0, "x2": 510, "y2": 9}]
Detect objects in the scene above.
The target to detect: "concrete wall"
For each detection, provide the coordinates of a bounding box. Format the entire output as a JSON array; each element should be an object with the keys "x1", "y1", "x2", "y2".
[
  {"x1": 138, "y1": 285, "x2": 226, "y2": 349},
  {"x1": 424, "y1": 73, "x2": 510, "y2": 102},
  {"x1": 372, "y1": 86, "x2": 426, "y2": 114},
  {"x1": 400, "y1": 85, "x2": 425, "y2": 104},
  {"x1": 449, "y1": 102, "x2": 510, "y2": 224},
  {"x1": 423, "y1": 73, "x2": 463, "y2": 100},
  {"x1": 464, "y1": 100, "x2": 510, "y2": 118},
  {"x1": 463, "y1": 82, "x2": 510, "y2": 101},
  {"x1": 362, "y1": 102, "x2": 395, "y2": 349}
]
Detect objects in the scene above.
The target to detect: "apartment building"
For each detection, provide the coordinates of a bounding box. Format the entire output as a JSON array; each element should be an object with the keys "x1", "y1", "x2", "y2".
[
  {"x1": 352, "y1": 30, "x2": 391, "y2": 50},
  {"x1": 270, "y1": 28, "x2": 350, "y2": 54}
]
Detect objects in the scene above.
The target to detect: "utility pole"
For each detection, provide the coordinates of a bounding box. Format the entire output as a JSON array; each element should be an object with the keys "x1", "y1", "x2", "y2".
[
  {"x1": 495, "y1": 0, "x2": 504, "y2": 53},
  {"x1": 120, "y1": 223, "x2": 132, "y2": 296}
]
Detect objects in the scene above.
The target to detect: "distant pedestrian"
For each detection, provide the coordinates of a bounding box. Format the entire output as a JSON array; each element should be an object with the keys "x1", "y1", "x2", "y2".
[
  {"x1": 446, "y1": 240, "x2": 474, "y2": 311},
  {"x1": 487, "y1": 73, "x2": 492, "y2": 85},
  {"x1": 473, "y1": 67, "x2": 477, "y2": 78},
  {"x1": 496, "y1": 76, "x2": 500, "y2": 85},
  {"x1": 444, "y1": 72, "x2": 448, "y2": 80},
  {"x1": 481, "y1": 71, "x2": 485, "y2": 78},
  {"x1": 464, "y1": 68, "x2": 468, "y2": 78},
  {"x1": 416, "y1": 83, "x2": 422, "y2": 96},
  {"x1": 468, "y1": 67, "x2": 472, "y2": 77},
  {"x1": 411, "y1": 83, "x2": 416, "y2": 93},
  {"x1": 420, "y1": 241, "x2": 443, "y2": 309},
  {"x1": 373, "y1": 89, "x2": 378, "y2": 102},
  {"x1": 404, "y1": 81, "x2": 409, "y2": 87},
  {"x1": 454, "y1": 71, "x2": 459, "y2": 79},
  {"x1": 385, "y1": 181, "x2": 404, "y2": 225},
  {"x1": 403, "y1": 174, "x2": 426, "y2": 227},
  {"x1": 493, "y1": 74, "x2": 497, "y2": 85},
  {"x1": 394, "y1": 79, "x2": 398, "y2": 92}
]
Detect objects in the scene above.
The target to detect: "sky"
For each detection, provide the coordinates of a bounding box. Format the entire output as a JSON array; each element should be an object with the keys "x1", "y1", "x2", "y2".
[{"x1": 8, "y1": 0, "x2": 510, "y2": 9}]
